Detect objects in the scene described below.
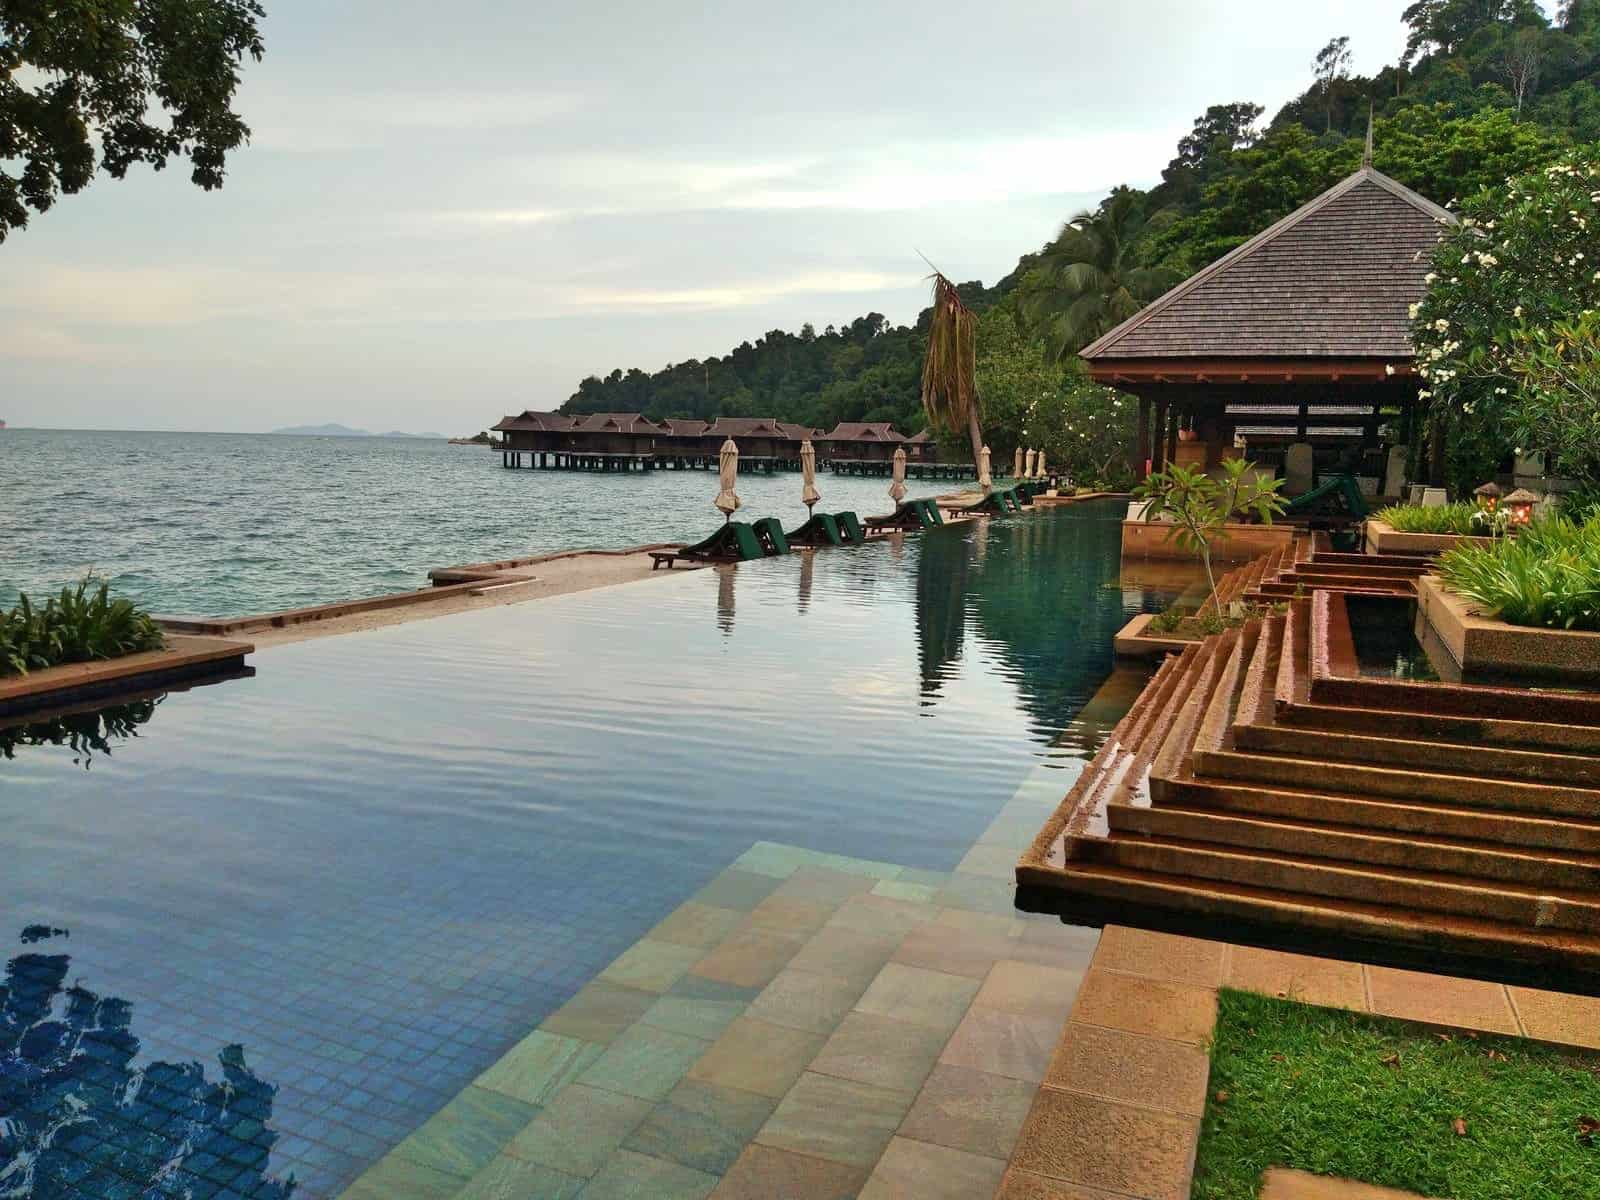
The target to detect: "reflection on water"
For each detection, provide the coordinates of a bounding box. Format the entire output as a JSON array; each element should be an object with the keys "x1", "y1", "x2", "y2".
[
  {"x1": 0, "y1": 697, "x2": 163, "y2": 768},
  {"x1": 0, "y1": 928, "x2": 295, "y2": 1199}
]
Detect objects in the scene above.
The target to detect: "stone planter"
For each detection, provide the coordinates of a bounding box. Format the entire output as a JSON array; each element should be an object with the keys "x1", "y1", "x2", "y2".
[
  {"x1": 1415, "y1": 576, "x2": 1600, "y2": 685},
  {"x1": 1122, "y1": 519, "x2": 1293, "y2": 564},
  {"x1": 1363, "y1": 519, "x2": 1494, "y2": 557}
]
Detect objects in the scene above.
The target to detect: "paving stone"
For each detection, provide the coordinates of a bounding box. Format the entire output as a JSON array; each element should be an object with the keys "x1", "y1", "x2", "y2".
[
  {"x1": 541, "y1": 980, "x2": 659, "y2": 1045},
  {"x1": 686, "y1": 1017, "x2": 827, "y2": 1097},
  {"x1": 939, "y1": 1006, "x2": 1058, "y2": 1082},
  {"x1": 1507, "y1": 985, "x2": 1600, "y2": 1049},
  {"x1": 578, "y1": 1022, "x2": 710, "y2": 1101},
  {"x1": 1365, "y1": 966, "x2": 1517, "y2": 1034},
  {"x1": 824, "y1": 894, "x2": 939, "y2": 939},
  {"x1": 692, "y1": 926, "x2": 809, "y2": 990},
  {"x1": 786, "y1": 926, "x2": 903, "y2": 984},
  {"x1": 894, "y1": 925, "x2": 1020, "y2": 980},
  {"x1": 473, "y1": 1029, "x2": 606, "y2": 1106},
  {"x1": 640, "y1": 993, "x2": 747, "y2": 1041},
  {"x1": 670, "y1": 973, "x2": 763, "y2": 1005},
  {"x1": 755, "y1": 1071, "x2": 914, "y2": 1168},
  {"x1": 600, "y1": 938, "x2": 706, "y2": 994},
  {"x1": 1092, "y1": 926, "x2": 1226, "y2": 987},
  {"x1": 776, "y1": 866, "x2": 881, "y2": 904},
  {"x1": 1227, "y1": 946, "x2": 1368, "y2": 1011},
  {"x1": 623, "y1": 1079, "x2": 777, "y2": 1175},
  {"x1": 504, "y1": 1083, "x2": 654, "y2": 1177},
  {"x1": 896, "y1": 867, "x2": 954, "y2": 890},
  {"x1": 1260, "y1": 1167, "x2": 1440, "y2": 1199},
  {"x1": 810, "y1": 1011, "x2": 948, "y2": 1092},
  {"x1": 579, "y1": 1148, "x2": 719, "y2": 1200},
  {"x1": 693, "y1": 868, "x2": 786, "y2": 912},
  {"x1": 955, "y1": 843, "x2": 1019, "y2": 880},
  {"x1": 933, "y1": 873, "x2": 1017, "y2": 914},
  {"x1": 1044, "y1": 1022, "x2": 1209, "y2": 1117},
  {"x1": 1010, "y1": 1088, "x2": 1198, "y2": 1200},
  {"x1": 339, "y1": 1153, "x2": 469, "y2": 1200},
  {"x1": 974, "y1": 960, "x2": 1084, "y2": 1024},
  {"x1": 649, "y1": 901, "x2": 749, "y2": 950},
  {"x1": 745, "y1": 894, "x2": 841, "y2": 937},
  {"x1": 932, "y1": 908, "x2": 1017, "y2": 937},
  {"x1": 745, "y1": 968, "x2": 866, "y2": 1035},
  {"x1": 391, "y1": 1085, "x2": 540, "y2": 1178},
  {"x1": 857, "y1": 1135, "x2": 1007, "y2": 1199},
  {"x1": 1015, "y1": 921, "x2": 1100, "y2": 960},
  {"x1": 898, "y1": 1063, "x2": 1037, "y2": 1160},
  {"x1": 855, "y1": 963, "x2": 982, "y2": 1032},
  {"x1": 994, "y1": 1167, "x2": 1131, "y2": 1199},
  {"x1": 455, "y1": 1155, "x2": 586, "y2": 1199},
  {"x1": 709, "y1": 1143, "x2": 868, "y2": 1199},
  {"x1": 1069, "y1": 969, "x2": 1217, "y2": 1045},
  {"x1": 871, "y1": 879, "x2": 941, "y2": 904}
]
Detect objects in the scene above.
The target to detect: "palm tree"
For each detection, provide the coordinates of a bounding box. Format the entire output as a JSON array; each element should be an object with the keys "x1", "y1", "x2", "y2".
[
  {"x1": 1017, "y1": 188, "x2": 1179, "y2": 363},
  {"x1": 920, "y1": 272, "x2": 988, "y2": 490}
]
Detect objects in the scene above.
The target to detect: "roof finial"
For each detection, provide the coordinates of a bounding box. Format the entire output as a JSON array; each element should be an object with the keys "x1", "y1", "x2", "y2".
[{"x1": 1362, "y1": 99, "x2": 1374, "y2": 169}]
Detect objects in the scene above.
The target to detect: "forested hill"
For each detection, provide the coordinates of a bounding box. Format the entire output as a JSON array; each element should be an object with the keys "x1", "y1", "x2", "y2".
[{"x1": 562, "y1": 0, "x2": 1599, "y2": 433}]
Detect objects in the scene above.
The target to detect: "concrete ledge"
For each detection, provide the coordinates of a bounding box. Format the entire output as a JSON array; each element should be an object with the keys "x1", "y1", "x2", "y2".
[
  {"x1": 1416, "y1": 575, "x2": 1600, "y2": 686},
  {"x1": 1123, "y1": 520, "x2": 1293, "y2": 564},
  {"x1": 0, "y1": 636, "x2": 254, "y2": 718},
  {"x1": 1363, "y1": 520, "x2": 1492, "y2": 557},
  {"x1": 1114, "y1": 613, "x2": 1193, "y2": 658}
]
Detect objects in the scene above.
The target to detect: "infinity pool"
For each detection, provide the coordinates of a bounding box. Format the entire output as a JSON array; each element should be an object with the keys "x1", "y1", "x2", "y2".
[{"x1": 1, "y1": 501, "x2": 1166, "y2": 1198}]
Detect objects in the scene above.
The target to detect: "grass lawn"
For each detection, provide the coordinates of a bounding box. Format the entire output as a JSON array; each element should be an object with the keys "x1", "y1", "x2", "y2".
[{"x1": 1192, "y1": 988, "x2": 1600, "y2": 1200}]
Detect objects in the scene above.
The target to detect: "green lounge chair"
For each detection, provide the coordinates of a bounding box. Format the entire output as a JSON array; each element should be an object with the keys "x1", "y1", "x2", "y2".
[
  {"x1": 864, "y1": 500, "x2": 934, "y2": 533},
  {"x1": 751, "y1": 516, "x2": 791, "y2": 556},
  {"x1": 918, "y1": 498, "x2": 945, "y2": 526},
  {"x1": 786, "y1": 513, "x2": 843, "y2": 546},
  {"x1": 834, "y1": 511, "x2": 866, "y2": 544},
  {"x1": 955, "y1": 486, "x2": 1015, "y2": 516},
  {"x1": 649, "y1": 521, "x2": 765, "y2": 569},
  {"x1": 1281, "y1": 474, "x2": 1369, "y2": 526}
]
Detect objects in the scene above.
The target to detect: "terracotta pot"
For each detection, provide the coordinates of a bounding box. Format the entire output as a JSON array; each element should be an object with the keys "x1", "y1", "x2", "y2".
[{"x1": 1177, "y1": 429, "x2": 1199, "y2": 443}]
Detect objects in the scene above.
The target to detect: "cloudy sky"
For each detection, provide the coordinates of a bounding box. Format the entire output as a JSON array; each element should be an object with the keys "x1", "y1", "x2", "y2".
[{"x1": 5, "y1": 0, "x2": 1424, "y2": 433}]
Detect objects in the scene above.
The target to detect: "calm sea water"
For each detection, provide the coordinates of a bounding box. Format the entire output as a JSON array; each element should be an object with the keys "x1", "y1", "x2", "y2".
[{"x1": 0, "y1": 429, "x2": 960, "y2": 617}]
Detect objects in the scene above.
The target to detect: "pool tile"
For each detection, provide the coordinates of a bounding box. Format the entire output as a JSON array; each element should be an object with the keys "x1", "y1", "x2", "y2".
[
  {"x1": 810, "y1": 1011, "x2": 947, "y2": 1092},
  {"x1": 744, "y1": 894, "x2": 840, "y2": 937},
  {"x1": 541, "y1": 980, "x2": 659, "y2": 1045},
  {"x1": 339, "y1": 1153, "x2": 463, "y2": 1200},
  {"x1": 693, "y1": 868, "x2": 787, "y2": 912},
  {"x1": 391, "y1": 1085, "x2": 539, "y2": 1178},
  {"x1": 824, "y1": 894, "x2": 938, "y2": 939},
  {"x1": 898, "y1": 1064, "x2": 1036, "y2": 1159},
  {"x1": 858, "y1": 1135, "x2": 1007, "y2": 1199},
  {"x1": 580, "y1": 1148, "x2": 719, "y2": 1200},
  {"x1": 640, "y1": 993, "x2": 747, "y2": 1041},
  {"x1": 455, "y1": 1154, "x2": 585, "y2": 1199},
  {"x1": 893, "y1": 925, "x2": 1016, "y2": 980},
  {"x1": 870, "y1": 879, "x2": 940, "y2": 904},
  {"x1": 579, "y1": 1023, "x2": 710, "y2": 1101},
  {"x1": 1092, "y1": 927, "x2": 1226, "y2": 988},
  {"x1": 504, "y1": 1083, "x2": 654, "y2": 1177},
  {"x1": 933, "y1": 874, "x2": 1017, "y2": 915},
  {"x1": 709, "y1": 1143, "x2": 868, "y2": 1200},
  {"x1": 1009, "y1": 1087, "x2": 1198, "y2": 1200},
  {"x1": 649, "y1": 902, "x2": 749, "y2": 950},
  {"x1": 954, "y1": 844, "x2": 1019, "y2": 880},
  {"x1": 938, "y1": 1007, "x2": 1060, "y2": 1083},
  {"x1": 973, "y1": 961, "x2": 1085, "y2": 1024},
  {"x1": 745, "y1": 968, "x2": 866, "y2": 1035},
  {"x1": 785, "y1": 927, "x2": 902, "y2": 985},
  {"x1": 691, "y1": 926, "x2": 809, "y2": 990},
  {"x1": 733, "y1": 842, "x2": 827, "y2": 879},
  {"x1": 855, "y1": 963, "x2": 981, "y2": 1032},
  {"x1": 686, "y1": 1017, "x2": 827, "y2": 1098},
  {"x1": 755, "y1": 1071, "x2": 914, "y2": 1168},
  {"x1": 670, "y1": 974, "x2": 763, "y2": 1005},
  {"x1": 1044, "y1": 1023, "x2": 1210, "y2": 1118},
  {"x1": 599, "y1": 939, "x2": 704, "y2": 994},
  {"x1": 775, "y1": 866, "x2": 881, "y2": 904},
  {"x1": 623, "y1": 1079, "x2": 777, "y2": 1174},
  {"x1": 474, "y1": 1030, "x2": 605, "y2": 1105}
]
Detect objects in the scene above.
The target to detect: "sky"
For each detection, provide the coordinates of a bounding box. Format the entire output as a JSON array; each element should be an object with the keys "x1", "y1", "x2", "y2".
[{"x1": 4, "y1": 0, "x2": 1427, "y2": 433}]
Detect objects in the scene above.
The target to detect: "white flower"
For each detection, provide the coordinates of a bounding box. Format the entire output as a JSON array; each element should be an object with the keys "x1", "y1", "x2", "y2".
[
  {"x1": 1513, "y1": 305, "x2": 1523, "y2": 318},
  {"x1": 1433, "y1": 319, "x2": 1449, "y2": 332},
  {"x1": 1408, "y1": 303, "x2": 1421, "y2": 319},
  {"x1": 1385, "y1": 364, "x2": 1395, "y2": 376}
]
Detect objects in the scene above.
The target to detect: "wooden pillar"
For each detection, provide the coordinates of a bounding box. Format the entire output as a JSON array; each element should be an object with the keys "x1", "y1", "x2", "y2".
[
  {"x1": 1136, "y1": 396, "x2": 1152, "y2": 479},
  {"x1": 1152, "y1": 397, "x2": 1169, "y2": 472},
  {"x1": 1165, "y1": 401, "x2": 1180, "y2": 468}
]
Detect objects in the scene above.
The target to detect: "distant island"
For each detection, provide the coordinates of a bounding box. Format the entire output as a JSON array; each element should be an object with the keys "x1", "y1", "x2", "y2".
[{"x1": 270, "y1": 423, "x2": 444, "y2": 439}]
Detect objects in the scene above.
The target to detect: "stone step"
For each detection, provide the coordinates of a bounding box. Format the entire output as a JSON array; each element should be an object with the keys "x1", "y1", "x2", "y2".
[
  {"x1": 1274, "y1": 700, "x2": 1600, "y2": 755},
  {"x1": 1082, "y1": 836, "x2": 1600, "y2": 932}
]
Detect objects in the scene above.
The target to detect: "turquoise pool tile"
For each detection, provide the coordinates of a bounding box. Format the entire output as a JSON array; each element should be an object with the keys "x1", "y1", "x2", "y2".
[
  {"x1": 505, "y1": 1083, "x2": 654, "y2": 1177},
  {"x1": 599, "y1": 938, "x2": 704, "y2": 994},
  {"x1": 392, "y1": 1085, "x2": 539, "y2": 1178},
  {"x1": 339, "y1": 1153, "x2": 463, "y2": 1200},
  {"x1": 691, "y1": 869, "x2": 785, "y2": 912},
  {"x1": 455, "y1": 1154, "x2": 585, "y2": 1200},
  {"x1": 579, "y1": 1148, "x2": 718, "y2": 1200},
  {"x1": 474, "y1": 1030, "x2": 605, "y2": 1105},
  {"x1": 640, "y1": 993, "x2": 746, "y2": 1041},
  {"x1": 623, "y1": 1078, "x2": 776, "y2": 1175},
  {"x1": 578, "y1": 1023, "x2": 710, "y2": 1101}
]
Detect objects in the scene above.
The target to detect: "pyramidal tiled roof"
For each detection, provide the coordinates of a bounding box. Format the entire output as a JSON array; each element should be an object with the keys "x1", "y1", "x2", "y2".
[{"x1": 1080, "y1": 168, "x2": 1455, "y2": 362}]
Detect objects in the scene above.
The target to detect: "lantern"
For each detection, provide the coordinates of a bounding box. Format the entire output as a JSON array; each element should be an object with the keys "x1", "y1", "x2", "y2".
[
  {"x1": 1503, "y1": 487, "x2": 1538, "y2": 527},
  {"x1": 1473, "y1": 481, "x2": 1502, "y2": 512}
]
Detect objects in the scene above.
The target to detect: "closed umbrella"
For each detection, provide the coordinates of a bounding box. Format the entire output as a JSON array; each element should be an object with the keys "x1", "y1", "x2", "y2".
[
  {"x1": 715, "y1": 438, "x2": 741, "y2": 521},
  {"x1": 800, "y1": 440, "x2": 821, "y2": 515},
  {"x1": 1024, "y1": 448, "x2": 1036, "y2": 478},
  {"x1": 979, "y1": 445, "x2": 992, "y2": 492},
  {"x1": 889, "y1": 447, "x2": 908, "y2": 503},
  {"x1": 1013, "y1": 447, "x2": 1024, "y2": 479},
  {"x1": 1035, "y1": 450, "x2": 1047, "y2": 479}
]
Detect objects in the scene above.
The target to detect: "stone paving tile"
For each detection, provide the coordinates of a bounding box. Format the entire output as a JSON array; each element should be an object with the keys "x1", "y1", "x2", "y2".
[
  {"x1": 870, "y1": 879, "x2": 941, "y2": 904},
  {"x1": 1261, "y1": 1166, "x2": 1440, "y2": 1199},
  {"x1": 339, "y1": 1153, "x2": 467, "y2": 1200},
  {"x1": 1069, "y1": 969, "x2": 1218, "y2": 1045},
  {"x1": 640, "y1": 992, "x2": 748, "y2": 1041},
  {"x1": 896, "y1": 866, "x2": 954, "y2": 890},
  {"x1": 578, "y1": 1021, "x2": 711, "y2": 1101},
  {"x1": 600, "y1": 938, "x2": 706, "y2": 994},
  {"x1": 692, "y1": 867, "x2": 786, "y2": 912},
  {"x1": 755, "y1": 1070, "x2": 915, "y2": 1169},
  {"x1": 776, "y1": 866, "x2": 881, "y2": 904},
  {"x1": 745, "y1": 967, "x2": 867, "y2": 1035},
  {"x1": 390, "y1": 1085, "x2": 539, "y2": 1179},
  {"x1": 1044, "y1": 1022, "x2": 1210, "y2": 1118},
  {"x1": 1092, "y1": 926, "x2": 1227, "y2": 988},
  {"x1": 472, "y1": 1028, "x2": 605, "y2": 1105},
  {"x1": 939, "y1": 1006, "x2": 1059, "y2": 1083},
  {"x1": 1227, "y1": 945, "x2": 1368, "y2": 1011},
  {"x1": 855, "y1": 963, "x2": 982, "y2": 1033},
  {"x1": 824, "y1": 893, "x2": 939, "y2": 940},
  {"x1": 709, "y1": 1143, "x2": 868, "y2": 1199},
  {"x1": 1015, "y1": 920, "x2": 1100, "y2": 958},
  {"x1": 955, "y1": 843, "x2": 1021, "y2": 880},
  {"x1": 745, "y1": 893, "x2": 842, "y2": 938},
  {"x1": 691, "y1": 926, "x2": 810, "y2": 990},
  {"x1": 1365, "y1": 966, "x2": 1518, "y2": 1034},
  {"x1": 994, "y1": 1166, "x2": 1131, "y2": 1198},
  {"x1": 649, "y1": 901, "x2": 749, "y2": 950},
  {"x1": 504, "y1": 1083, "x2": 654, "y2": 1178},
  {"x1": 687, "y1": 1016, "x2": 828, "y2": 1098},
  {"x1": 810, "y1": 1011, "x2": 948, "y2": 1092},
  {"x1": 1507, "y1": 985, "x2": 1600, "y2": 1049},
  {"x1": 898, "y1": 1063, "x2": 1038, "y2": 1160},
  {"x1": 1010, "y1": 1087, "x2": 1199, "y2": 1200},
  {"x1": 896, "y1": 922, "x2": 1070, "y2": 980},
  {"x1": 454, "y1": 1154, "x2": 586, "y2": 1199},
  {"x1": 857, "y1": 1135, "x2": 1007, "y2": 1199},
  {"x1": 933, "y1": 873, "x2": 1018, "y2": 915},
  {"x1": 623, "y1": 1079, "x2": 778, "y2": 1175},
  {"x1": 580, "y1": 1148, "x2": 720, "y2": 1200},
  {"x1": 973, "y1": 961, "x2": 1085, "y2": 1024},
  {"x1": 786, "y1": 926, "x2": 903, "y2": 984},
  {"x1": 540, "y1": 980, "x2": 659, "y2": 1045},
  {"x1": 670, "y1": 973, "x2": 763, "y2": 1005}
]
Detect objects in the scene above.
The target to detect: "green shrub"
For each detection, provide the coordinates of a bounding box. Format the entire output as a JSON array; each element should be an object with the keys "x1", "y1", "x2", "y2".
[
  {"x1": 1371, "y1": 502, "x2": 1483, "y2": 535},
  {"x1": 1437, "y1": 515, "x2": 1600, "y2": 632},
  {"x1": 0, "y1": 580, "x2": 166, "y2": 677}
]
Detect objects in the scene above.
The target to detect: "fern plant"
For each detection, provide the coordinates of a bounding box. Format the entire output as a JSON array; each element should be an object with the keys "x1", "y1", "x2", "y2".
[
  {"x1": 0, "y1": 580, "x2": 166, "y2": 677},
  {"x1": 1437, "y1": 515, "x2": 1600, "y2": 632}
]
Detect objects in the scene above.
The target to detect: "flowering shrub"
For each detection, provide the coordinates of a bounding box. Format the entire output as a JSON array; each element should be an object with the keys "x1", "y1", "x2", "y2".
[
  {"x1": 1505, "y1": 311, "x2": 1600, "y2": 482},
  {"x1": 1410, "y1": 151, "x2": 1600, "y2": 492}
]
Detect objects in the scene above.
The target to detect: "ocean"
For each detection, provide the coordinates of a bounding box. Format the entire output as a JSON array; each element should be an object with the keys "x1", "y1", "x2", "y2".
[{"x1": 0, "y1": 428, "x2": 960, "y2": 618}]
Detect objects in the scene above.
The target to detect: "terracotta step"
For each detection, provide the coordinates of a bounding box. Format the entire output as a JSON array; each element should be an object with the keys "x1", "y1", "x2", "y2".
[
  {"x1": 1108, "y1": 804, "x2": 1600, "y2": 891},
  {"x1": 1080, "y1": 836, "x2": 1600, "y2": 932},
  {"x1": 1274, "y1": 700, "x2": 1600, "y2": 755}
]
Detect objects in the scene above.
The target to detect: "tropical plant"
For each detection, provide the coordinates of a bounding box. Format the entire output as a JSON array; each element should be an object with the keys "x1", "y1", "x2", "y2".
[
  {"x1": 920, "y1": 270, "x2": 987, "y2": 487},
  {"x1": 1014, "y1": 188, "x2": 1180, "y2": 363},
  {"x1": 1504, "y1": 310, "x2": 1600, "y2": 482},
  {"x1": 1371, "y1": 501, "x2": 1485, "y2": 534},
  {"x1": 0, "y1": 580, "x2": 165, "y2": 677},
  {"x1": 1133, "y1": 458, "x2": 1287, "y2": 611},
  {"x1": 1437, "y1": 513, "x2": 1600, "y2": 630}
]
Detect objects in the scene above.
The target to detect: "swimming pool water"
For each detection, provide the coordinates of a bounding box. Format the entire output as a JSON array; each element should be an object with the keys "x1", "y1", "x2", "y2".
[{"x1": 1, "y1": 502, "x2": 1168, "y2": 1198}]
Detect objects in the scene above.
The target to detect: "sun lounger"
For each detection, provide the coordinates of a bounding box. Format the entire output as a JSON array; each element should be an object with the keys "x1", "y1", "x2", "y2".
[
  {"x1": 864, "y1": 500, "x2": 936, "y2": 533},
  {"x1": 751, "y1": 516, "x2": 791, "y2": 556},
  {"x1": 787, "y1": 513, "x2": 843, "y2": 546},
  {"x1": 649, "y1": 521, "x2": 766, "y2": 569},
  {"x1": 834, "y1": 512, "x2": 866, "y2": 544}
]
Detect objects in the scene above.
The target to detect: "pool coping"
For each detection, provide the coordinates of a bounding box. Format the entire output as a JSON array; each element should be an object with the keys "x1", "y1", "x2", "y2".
[{"x1": 0, "y1": 635, "x2": 254, "y2": 718}]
